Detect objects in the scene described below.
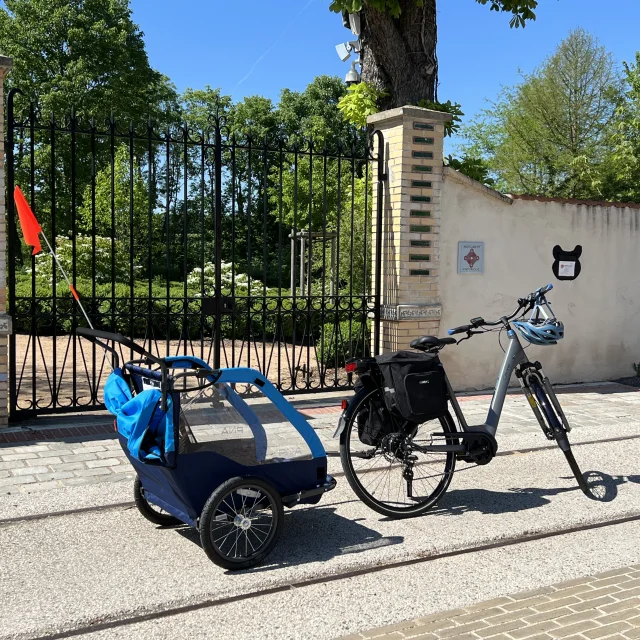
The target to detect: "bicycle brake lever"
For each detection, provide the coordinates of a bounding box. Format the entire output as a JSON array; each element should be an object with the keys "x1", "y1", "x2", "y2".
[{"x1": 455, "y1": 330, "x2": 483, "y2": 345}]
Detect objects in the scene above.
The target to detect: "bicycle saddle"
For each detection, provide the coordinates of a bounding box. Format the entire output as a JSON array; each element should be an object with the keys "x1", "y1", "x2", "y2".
[{"x1": 410, "y1": 335, "x2": 457, "y2": 351}]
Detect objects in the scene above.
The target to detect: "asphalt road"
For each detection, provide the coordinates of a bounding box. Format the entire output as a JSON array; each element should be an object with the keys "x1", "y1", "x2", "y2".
[{"x1": 1, "y1": 416, "x2": 639, "y2": 640}]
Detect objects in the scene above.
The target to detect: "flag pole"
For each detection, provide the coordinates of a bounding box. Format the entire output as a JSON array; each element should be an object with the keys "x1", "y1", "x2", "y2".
[
  {"x1": 38, "y1": 232, "x2": 94, "y2": 330},
  {"x1": 14, "y1": 185, "x2": 117, "y2": 372}
]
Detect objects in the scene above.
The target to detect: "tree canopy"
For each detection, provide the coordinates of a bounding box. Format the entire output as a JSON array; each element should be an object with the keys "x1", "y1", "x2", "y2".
[
  {"x1": 461, "y1": 29, "x2": 621, "y2": 198},
  {"x1": 0, "y1": 0, "x2": 177, "y2": 123}
]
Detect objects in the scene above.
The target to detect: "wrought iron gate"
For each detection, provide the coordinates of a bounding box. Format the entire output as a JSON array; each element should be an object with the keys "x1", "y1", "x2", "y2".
[{"x1": 7, "y1": 90, "x2": 384, "y2": 419}]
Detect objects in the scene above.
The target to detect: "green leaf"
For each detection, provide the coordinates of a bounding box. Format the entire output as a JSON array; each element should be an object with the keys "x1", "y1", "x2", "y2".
[{"x1": 337, "y1": 81, "x2": 387, "y2": 127}]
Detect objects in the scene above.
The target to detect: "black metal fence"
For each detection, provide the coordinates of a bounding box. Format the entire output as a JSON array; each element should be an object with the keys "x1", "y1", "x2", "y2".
[{"x1": 7, "y1": 90, "x2": 382, "y2": 419}]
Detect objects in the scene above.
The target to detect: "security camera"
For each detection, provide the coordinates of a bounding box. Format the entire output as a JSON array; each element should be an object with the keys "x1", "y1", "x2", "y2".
[
  {"x1": 345, "y1": 60, "x2": 361, "y2": 86},
  {"x1": 348, "y1": 13, "x2": 361, "y2": 36},
  {"x1": 335, "y1": 42, "x2": 352, "y2": 62}
]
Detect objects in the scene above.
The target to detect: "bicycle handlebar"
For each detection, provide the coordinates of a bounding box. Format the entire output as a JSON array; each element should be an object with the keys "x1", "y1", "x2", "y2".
[{"x1": 447, "y1": 284, "x2": 553, "y2": 336}]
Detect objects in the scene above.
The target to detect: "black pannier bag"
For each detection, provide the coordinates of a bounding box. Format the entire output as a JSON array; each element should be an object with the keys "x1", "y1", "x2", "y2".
[
  {"x1": 375, "y1": 351, "x2": 447, "y2": 423},
  {"x1": 357, "y1": 394, "x2": 395, "y2": 446},
  {"x1": 354, "y1": 373, "x2": 395, "y2": 446}
]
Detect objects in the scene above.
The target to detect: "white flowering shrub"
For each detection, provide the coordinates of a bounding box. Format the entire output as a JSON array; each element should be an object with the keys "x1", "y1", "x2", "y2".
[
  {"x1": 187, "y1": 261, "x2": 273, "y2": 297},
  {"x1": 28, "y1": 234, "x2": 135, "y2": 286}
]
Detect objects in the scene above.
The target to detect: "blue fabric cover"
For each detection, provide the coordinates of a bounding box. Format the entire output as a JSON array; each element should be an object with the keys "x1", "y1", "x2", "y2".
[{"x1": 104, "y1": 370, "x2": 176, "y2": 466}]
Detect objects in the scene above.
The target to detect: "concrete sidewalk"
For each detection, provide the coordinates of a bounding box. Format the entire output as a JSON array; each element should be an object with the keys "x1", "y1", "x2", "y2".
[
  {"x1": 1, "y1": 380, "x2": 640, "y2": 640},
  {"x1": 0, "y1": 381, "x2": 637, "y2": 495},
  {"x1": 341, "y1": 566, "x2": 640, "y2": 640}
]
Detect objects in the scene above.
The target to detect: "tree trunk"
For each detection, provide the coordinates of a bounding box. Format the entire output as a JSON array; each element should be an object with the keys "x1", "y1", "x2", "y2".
[{"x1": 360, "y1": 0, "x2": 438, "y2": 110}]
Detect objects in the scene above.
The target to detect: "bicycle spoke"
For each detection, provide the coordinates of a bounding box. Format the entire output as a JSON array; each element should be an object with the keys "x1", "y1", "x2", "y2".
[{"x1": 342, "y1": 398, "x2": 455, "y2": 514}]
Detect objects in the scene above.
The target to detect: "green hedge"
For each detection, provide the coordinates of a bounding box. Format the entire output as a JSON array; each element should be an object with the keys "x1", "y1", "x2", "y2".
[
  {"x1": 317, "y1": 319, "x2": 371, "y2": 367},
  {"x1": 10, "y1": 276, "x2": 371, "y2": 347}
]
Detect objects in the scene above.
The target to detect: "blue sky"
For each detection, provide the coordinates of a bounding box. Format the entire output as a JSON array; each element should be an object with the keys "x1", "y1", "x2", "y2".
[{"x1": 132, "y1": 0, "x2": 640, "y2": 150}]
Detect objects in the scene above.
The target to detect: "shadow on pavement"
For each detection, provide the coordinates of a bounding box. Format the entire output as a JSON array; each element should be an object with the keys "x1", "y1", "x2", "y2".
[
  {"x1": 428, "y1": 470, "x2": 632, "y2": 515},
  {"x1": 173, "y1": 505, "x2": 404, "y2": 571}
]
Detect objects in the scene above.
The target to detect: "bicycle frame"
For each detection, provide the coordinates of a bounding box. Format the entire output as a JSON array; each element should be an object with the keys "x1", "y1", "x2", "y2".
[{"x1": 444, "y1": 326, "x2": 568, "y2": 438}]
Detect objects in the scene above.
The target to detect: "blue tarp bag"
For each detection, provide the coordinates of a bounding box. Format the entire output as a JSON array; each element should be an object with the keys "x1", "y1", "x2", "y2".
[{"x1": 104, "y1": 369, "x2": 176, "y2": 466}]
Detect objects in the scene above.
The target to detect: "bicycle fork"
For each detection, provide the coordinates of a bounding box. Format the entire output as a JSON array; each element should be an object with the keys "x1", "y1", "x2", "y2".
[{"x1": 516, "y1": 363, "x2": 593, "y2": 498}]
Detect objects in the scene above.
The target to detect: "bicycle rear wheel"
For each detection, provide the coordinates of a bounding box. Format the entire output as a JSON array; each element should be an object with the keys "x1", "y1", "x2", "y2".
[{"x1": 339, "y1": 389, "x2": 457, "y2": 519}]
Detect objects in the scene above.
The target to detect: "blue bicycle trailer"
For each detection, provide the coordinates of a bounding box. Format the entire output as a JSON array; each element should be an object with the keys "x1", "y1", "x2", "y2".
[{"x1": 77, "y1": 328, "x2": 336, "y2": 570}]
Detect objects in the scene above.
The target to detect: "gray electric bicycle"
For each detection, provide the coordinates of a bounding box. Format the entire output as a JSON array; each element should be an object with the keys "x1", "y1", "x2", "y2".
[{"x1": 336, "y1": 284, "x2": 596, "y2": 519}]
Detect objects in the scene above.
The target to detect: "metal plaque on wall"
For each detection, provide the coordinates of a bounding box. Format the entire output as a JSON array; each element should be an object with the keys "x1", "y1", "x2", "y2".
[{"x1": 457, "y1": 241, "x2": 485, "y2": 274}]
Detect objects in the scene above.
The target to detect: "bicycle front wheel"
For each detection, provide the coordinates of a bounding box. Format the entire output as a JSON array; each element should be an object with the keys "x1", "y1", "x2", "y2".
[{"x1": 339, "y1": 389, "x2": 457, "y2": 519}]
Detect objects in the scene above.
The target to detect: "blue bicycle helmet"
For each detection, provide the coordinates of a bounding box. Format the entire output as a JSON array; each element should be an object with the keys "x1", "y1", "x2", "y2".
[
  {"x1": 513, "y1": 319, "x2": 564, "y2": 345},
  {"x1": 513, "y1": 286, "x2": 564, "y2": 346}
]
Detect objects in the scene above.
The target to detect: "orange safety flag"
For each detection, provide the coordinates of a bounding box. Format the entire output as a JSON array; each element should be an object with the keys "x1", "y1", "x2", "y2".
[{"x1": 14, "y1": 186, "x2": 42, "y2": 255}]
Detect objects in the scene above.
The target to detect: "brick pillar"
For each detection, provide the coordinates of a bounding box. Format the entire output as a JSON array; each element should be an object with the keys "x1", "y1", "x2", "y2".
[
  {"x1": 0, "y1": 55, "x2": 13, "y2": 426},
  {"x1": 368, "y1": 106, "x2": 452, "y2": 353}
]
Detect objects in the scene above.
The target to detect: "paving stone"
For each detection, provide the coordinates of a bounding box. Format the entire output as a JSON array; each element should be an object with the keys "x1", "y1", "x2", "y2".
[
  {"x1": 0, "y1": 470, "x2": 10, "y2": 479},
  {"x1": 599, "y1": 598, "x2": 640, "y2": 614},
  {"x1": 437, "y1": 621, "x2": 489, "y2": 637},
  {"x1": 363, "y1": 633, "x2": 404, "y2": 640},
  {"x1": 95, "y1": 450, "x2": 126, "y2": 459},
  {"x1": 454, "y1": 609, "x2": 506, "y2": 624},
  {"x1": 85, "y1": 458, "x2": 121, "y2": 468},
  {"x1": 597, "y1": 610, "x2": 640, "y2": 626},
  {"x1": 509, "y1": 621, "x2": 560, "y2": 639},
  {"x1": 594, "y1": 569, "x2": 633, "y2": 580},
  {"x1": 61, "y1": 453, "x2": 97, "y2": 463},
  {"x1": 463, "y1": 599, "x2": 515, "y2": 613},
  {"x1": 73, "y1": 468, "x2": 112, "y2": 477},
  {"x1": 554, "y1": 610, "x2": 604, "y2": 627},
  {"x1": 513, "y1": 589, "x2": 554, "y2": 600},
  {"x1": 402, "y1": 620, "x2": 458, "y2": 635},
  {"x1": 533, "y1": 597, "x2": 582, "y2": 613},
  {"x1": 35, "y1": 472, "x2": 74, "y2": 481},
  {"x1": 12, "y1": 445, "x2": 50, "y2": 453},
  {"x1": 74, "y1": 445, "x2": 107, "y2": 453},
  {"x1": 53, "y1": 461, "x2": 87, "y2": 472},
  {"x1": 0, "y1": 460, "x2": 26, "y2": 470},
  {"x1": 475, "y1": 621, "x2": 522, "y2": 637},
  {"x1": 589, "y1": 576, "x2": 634, "y2": 589},
  {"x1": 584, "y1": 622, "x2": 633, "y2": 638},
  {"x1": 0, "y1": 452, "x2": 37, "y2": 461},
  {"x1": 12, "y1": 465, "x2": 48, "y2": 476},
  {"x1": 524, "y1": 608, "x2": 574, "y2": 624},
  {"x1": 570, "y1": 596, "x2": 617, "y2": 612},
  {"x1": 614, "y1": 588, "x2": 640, "y2": 601},
  {"x1": 616, "y1": 579, "x2": 640, "y2": 591},
  {"x1": 47, "y1": 442, "x2": 79, "y2": 450},
  {"x1": 485, "y1": 610, "x2": 537, "y2": 626},
  {"x1": 28, "y1": 456, "x2": 62, "y2": 466},
  {"x1": 0, "y1": 475, "x2": 35, "y2": 486},
  {"x1": 551, "y1": 584, "x2": 596, "y2": 599},
  {"x1": 504, "y1": 597, "x2": 553, "y2": 612},
  {"x1": 36, "y1": 449, "x2": 72, "y2": 459}
]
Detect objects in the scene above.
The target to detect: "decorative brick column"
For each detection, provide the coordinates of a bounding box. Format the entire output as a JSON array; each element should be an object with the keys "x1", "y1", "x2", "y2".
[
  {"x1": 0, "y1": 56, "x2": 13, "y2": 426},
  {"x1": 367, "y1": 106, "x2": 452, "y2": 353}
]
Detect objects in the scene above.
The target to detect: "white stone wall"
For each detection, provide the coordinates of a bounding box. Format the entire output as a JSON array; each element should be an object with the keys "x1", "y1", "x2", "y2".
[{"x1": 438, "y1": 167, "x2": 640, "y2": 390}]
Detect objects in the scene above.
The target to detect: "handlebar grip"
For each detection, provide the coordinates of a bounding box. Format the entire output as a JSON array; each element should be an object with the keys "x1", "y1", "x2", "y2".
[{"x1": 448, "y1": 325, "x2": 471, "y2": 336}]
